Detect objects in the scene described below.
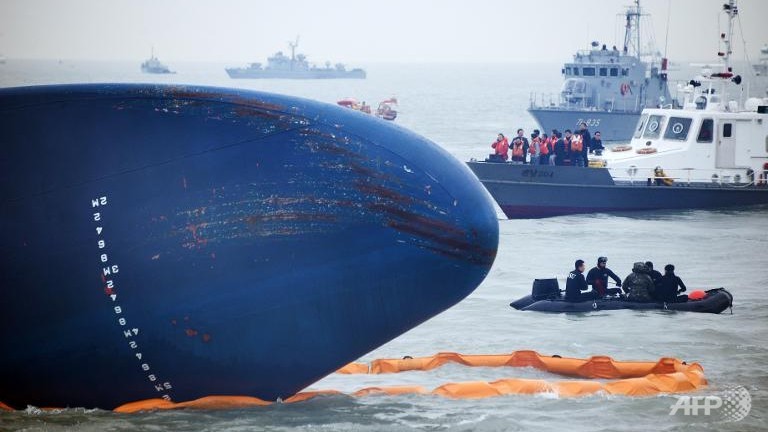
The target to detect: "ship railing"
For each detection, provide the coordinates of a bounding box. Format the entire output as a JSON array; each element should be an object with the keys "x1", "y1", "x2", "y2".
[
  {"x1": 607, "y1": 166, "x2": 762, "y2": 188},
  {"x1": 530, "y1": 91, "x2": 642, "y2": 112}
]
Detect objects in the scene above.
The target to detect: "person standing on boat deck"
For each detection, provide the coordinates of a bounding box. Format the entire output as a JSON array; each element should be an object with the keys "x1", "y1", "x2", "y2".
[
  {"x1": 586, "y1": 256, "x2": 622, "y2": 297},
  {"x1": 549, "y1": 130, "x2": 560, "y2": 165},
  {"x1": 622, "y1": 262, "x2": 655, "y2": 302},
  {"x1": 538, "y1": 133, "x2": 551, "y2": 165},
  {"x1": 558, "y1": 130, "x2": 574, "y2": 166},
  {"x1": 510, "y1": 136, "x2": 525, "y2": 163},
  {"x1": 653, "y1": 264, "x2": 688, "y2": 303},
  {"x1": 512, "y1": 129, "x2": 529, "y2": 164},
  {"x1": 571, "y1": 133, "x2": 585, "y2": 167},
  {"x1": 576, "y1": 122, "x2": 591, "y2": 165},
  {"x1": 645, "y1": 261, "x2": 663, "y2": 289},
  {"x1": 589, "y1": 131, "x2": 605, "y2": 155},
  {"x1": 553, "y1": 131, "x2": 567, "y2": 166},
  {"x1": 528, "y1": 130, "x2": 541, "y2": 166},
  {"x1": 565, "y1": 259, "x2": 595, "y2": 302},
  {"x1": 490, "y1": 133, "x2": 509, "y2": 162}
]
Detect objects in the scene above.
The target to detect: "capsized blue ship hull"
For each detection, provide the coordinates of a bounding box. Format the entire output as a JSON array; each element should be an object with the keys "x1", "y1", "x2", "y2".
[
  {"x1": 467, "y1": 162, "x2": 768, "y2": 218},
  {"x1": 528, "y1": 108, "x2": 640, "y2": 143},
  {"x1": 0, "y1": 84, "x2": 498, "y2": 409}
]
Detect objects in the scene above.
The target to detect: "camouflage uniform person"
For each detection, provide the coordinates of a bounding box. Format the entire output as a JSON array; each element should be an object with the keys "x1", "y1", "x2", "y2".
[{"x1": 622, "y1": 262, "x2": 655, "y2": 302}]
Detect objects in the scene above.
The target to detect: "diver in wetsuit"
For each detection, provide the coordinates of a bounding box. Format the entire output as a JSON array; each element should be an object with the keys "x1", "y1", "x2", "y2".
[
  {"x1": 586, "y1": 256, "x2": 622, "y2": 297},
  {"x1": 565, "y1": 259, "x2": 595, "y2": 302},
  {"x1": 654, "y1": 264, "x2": 688, "y2": 303}
]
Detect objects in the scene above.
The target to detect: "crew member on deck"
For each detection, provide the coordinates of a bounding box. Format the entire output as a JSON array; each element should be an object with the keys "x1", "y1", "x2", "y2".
[
  {"x1": 571, "y1": 133, "x2": 585, "y2": 167},
  {"x1": 586, "y1": 256, "x2": 622, "y2": 297},
  {"x1": 512, "y1": 129, "x2": 529, "y2": 164},
  {"x1": 565, "y1": 259, "x2": 595, "y2": 302},
  {"x1": 510, "y1": 135, "x2": 525, "y2": 163},
  {"x1": 589, "y1": 131, "x2": 605, "y2": 155},
  {"x1": 490, "y1": 133, "x2": 509, "y2": 162},
  {"x1": 575, "y1": 122, "x2": 591, "y2": 167},
  {"x1": 538, "y1": 133, "x2": 551, "y2": 165},
  {"x1": 553, "y1": 131, "x2": 568, "y2": 166},
  {"x1": 529, "y1": 130, "x2": 541, "y2": 166},
  {"x1": 557, "y1": 130, "x2": 574, "y2": 166}
]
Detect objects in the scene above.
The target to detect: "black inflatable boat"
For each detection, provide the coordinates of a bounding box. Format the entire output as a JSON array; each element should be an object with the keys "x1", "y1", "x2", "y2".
[{"x1": 510, "y1": 279, "x2": 733, "y2": 314}]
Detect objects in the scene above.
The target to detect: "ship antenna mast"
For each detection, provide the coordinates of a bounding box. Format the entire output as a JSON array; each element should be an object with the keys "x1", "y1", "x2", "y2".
[
  {"x1": 622, "y1": 0, "x2": 642, "y2": 57},
  {"x1": 719, "y1": 0, "x2": 737, "y2": 73},
  {"x1": 289, "y1": 36, "x2": 300, "y2": 62}
]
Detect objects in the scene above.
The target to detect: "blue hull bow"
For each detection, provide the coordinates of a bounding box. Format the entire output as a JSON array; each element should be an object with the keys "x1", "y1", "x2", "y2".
[{"x1": 0, "y1": 84, "x2": 498, "y2": 409}]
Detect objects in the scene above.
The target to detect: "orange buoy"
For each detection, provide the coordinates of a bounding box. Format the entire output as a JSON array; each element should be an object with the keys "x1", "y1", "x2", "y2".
[{"x1": 688, "y1": 290, "x2": 707, "y2": 300}]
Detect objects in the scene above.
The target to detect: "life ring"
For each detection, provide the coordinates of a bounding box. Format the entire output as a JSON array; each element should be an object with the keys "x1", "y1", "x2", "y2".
[
  {"x1": 611, "y1": 145, "x2": 632, "y2": 152},
  {"x1": 620, "y1": 82, "x2": 631, "y2": 96},
  {"x1": 636, "y1": 147, "x2": 658, "y2": 154}
]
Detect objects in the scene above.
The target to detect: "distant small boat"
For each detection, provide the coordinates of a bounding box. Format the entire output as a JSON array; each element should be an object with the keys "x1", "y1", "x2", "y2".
[
  {"x1": 376, "y1": 98, "x2": 398, "y2": 121},
  {"x1": 141, "y1": 49, "x2": 174, "y2": 74},
  {"x1": 338, "y1": 97, "x2": 398, "y2": 121}
]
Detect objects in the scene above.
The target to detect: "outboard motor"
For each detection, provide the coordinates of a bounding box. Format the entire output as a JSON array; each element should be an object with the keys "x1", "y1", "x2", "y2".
[{"x1": 532, "y1": 279, "x2": 561, "y2": 300}]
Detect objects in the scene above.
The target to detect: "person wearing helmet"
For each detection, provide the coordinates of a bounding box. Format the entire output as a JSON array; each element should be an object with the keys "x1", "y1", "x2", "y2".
[
  {"x1": 586, "y1": 256, "x2": 622, "y2": 298},
  {"x1": 622, "y1": 262, "x2": 655, "y2": 302}
]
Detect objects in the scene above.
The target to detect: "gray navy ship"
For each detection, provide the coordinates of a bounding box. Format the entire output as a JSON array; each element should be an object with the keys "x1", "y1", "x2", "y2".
[
  {"x1": 226, "y1": 38, "x2": 365, "y2": 79},
  {"x1": 528, "y1": 0, "x2": 671, "y2": 142},
  {"x1": 140, "y1": 49, "x2": 174, "y2": 74}
]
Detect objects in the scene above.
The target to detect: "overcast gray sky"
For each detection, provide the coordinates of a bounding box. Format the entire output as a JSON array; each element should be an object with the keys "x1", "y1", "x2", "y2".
[{"x1": 1, "y1": 0, "x2": 766, "y2": 64}]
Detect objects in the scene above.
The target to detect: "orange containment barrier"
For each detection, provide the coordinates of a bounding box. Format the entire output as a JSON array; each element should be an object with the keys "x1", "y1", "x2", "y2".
[
  {"x1": 339, "y1": 350, "x2": 693, "y2": 379},
  {"x1": 335, "y1": 350, "x2": 707, "y2": 399},
  {"x1": 1, "y1": 350, "x2": 706, "y2": 412}
]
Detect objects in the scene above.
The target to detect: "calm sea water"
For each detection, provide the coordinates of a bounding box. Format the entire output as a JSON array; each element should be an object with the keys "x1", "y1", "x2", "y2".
[{"x1": 1, "y1": 61, "x2": 766, "y2": 431}]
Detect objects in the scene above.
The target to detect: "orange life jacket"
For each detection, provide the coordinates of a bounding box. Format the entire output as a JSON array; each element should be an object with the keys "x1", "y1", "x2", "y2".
[
  {"x1": 511, "y1": 143, "x2": 524, "y2": 158},
  {"x1": 492, "y1": 137, "x2": 509, "y2": 159},
  {"x1": 571, "y1": 134, "x2": 584, "y2": 152},
  {"x1": 538, "y1": 137, "x2": 550, "y2": 155},
  {"x1": 529, "y1": 137, "x2": 540, "y2": 154}
]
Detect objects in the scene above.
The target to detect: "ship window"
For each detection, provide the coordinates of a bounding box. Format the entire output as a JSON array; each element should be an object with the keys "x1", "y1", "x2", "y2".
[
  {"x1": 621, "y1": 68, "x2": 629, "y2": 76},
  {"x1": 723, "y1": 123, "x2": 733, "y2": 138},
  {"x1": 643, "y1": 115, "x2": 665, "y2": 139},
  {"x1": 583, "y1": 67, "x2": 596, "y2": 76},
  {"x1": 634, "y1": 114, "x2": 649, "y2": 138},
  {"x1": 663, "y1": 117, "x2": 692, "y2": 141},
  {"x1": 599, "y1": 68, "x2": 608, "y2": 76},
  {"x1": 573, "y1": 68, "x2": 580, "y2": 76},
  {"x1": 697, "y1": 119, "x2": 713, "y2": 142},
  {"x1": 610, "y1": 68, "x2": 619, "y2": 76}
]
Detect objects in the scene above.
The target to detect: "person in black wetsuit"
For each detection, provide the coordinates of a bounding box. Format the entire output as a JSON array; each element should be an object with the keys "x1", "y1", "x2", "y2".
[
  {"x1": 654, "y1": 264, "x2": 688, "y2": 303},
  {"x1": 565, "y1": 259, "x2": 595, "y2": 302},
  {"x1": 586, "y1": 256, "x2": 622, "y2": 298},
  {"x1": 645, "y1": 261, "x2": 663, "y2": 290}
]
